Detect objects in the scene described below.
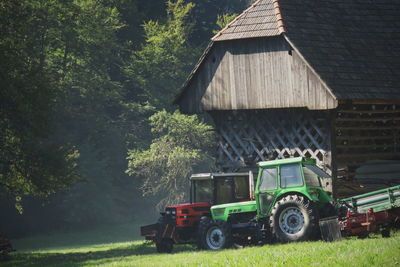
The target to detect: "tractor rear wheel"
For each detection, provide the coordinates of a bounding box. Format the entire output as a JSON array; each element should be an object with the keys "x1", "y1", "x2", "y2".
[
  {"x1": 381, "y1": 228, "x2": 390, "y2": 238},
  {"x1": 270, "y1": 195, "x2": 319, "y2": 242},
  {"x1": 198, "y1": 218, "x2": 232, "y2": 250}
]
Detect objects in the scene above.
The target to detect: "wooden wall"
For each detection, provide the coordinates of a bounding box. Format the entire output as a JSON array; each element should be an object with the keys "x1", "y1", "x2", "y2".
[
  {"x1": 334, "y1": 103, "x2": 400, "y2": 197},
  {"x1": 178, "y1": 36, "x2": 337, "y2": 114}
]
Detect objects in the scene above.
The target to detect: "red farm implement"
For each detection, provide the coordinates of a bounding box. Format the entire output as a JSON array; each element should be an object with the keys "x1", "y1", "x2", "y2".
[{"x1": 338, "y1": 185, "x2": 400, "y2": 237}]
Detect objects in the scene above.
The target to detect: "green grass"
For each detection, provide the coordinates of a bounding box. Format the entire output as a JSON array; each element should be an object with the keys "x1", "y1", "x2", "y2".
[
  {"x1": 10, "y1": 223, "x2": 144, "y2": 252},
  {"x1": 3, "y1": 228, "x2": 400, "y2": 267}
]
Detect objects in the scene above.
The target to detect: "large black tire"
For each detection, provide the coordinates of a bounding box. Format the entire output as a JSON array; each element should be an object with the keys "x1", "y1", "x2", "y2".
[
  {"x1": 196, "y1": 217, "x2": 211, "y2": 249},
  {"x1": 156, "y1": 238, "x2": 173, "y2": 253},
  {"x1": 270, "y1": 195, "x2": 319, "y2": 243},
  {"x1": 381, "y1": 228, "x2": 390, "y2": 238},
  {"x1": 197, "y1": 218, "x2": 232, "y2": 250},
  {"x1": 155, "y1": 216, "x2": 173, "y2": 253}
]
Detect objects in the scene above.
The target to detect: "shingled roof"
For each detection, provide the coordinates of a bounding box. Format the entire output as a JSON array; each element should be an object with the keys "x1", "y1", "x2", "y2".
[
  {"x1": 280, "y1": 0, "x2": 400, "y2": 100},
  {"x1": 178, "y1": 0, "x2": 400, "y2": 104},
  {"x1": 212, "y1": 0, "x2": 285, "y2": 41}
]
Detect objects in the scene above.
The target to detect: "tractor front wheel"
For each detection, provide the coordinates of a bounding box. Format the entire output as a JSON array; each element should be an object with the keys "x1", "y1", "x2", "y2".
[
  {"x1": 198, "y1": 219, "x2": 232, "y2": 250},
  {"x1": 156, "y1": 238, "x2": 173, "y2": 253},
  {"x1": 270, "y1": 195, "x2": 319, "y2": 242}
]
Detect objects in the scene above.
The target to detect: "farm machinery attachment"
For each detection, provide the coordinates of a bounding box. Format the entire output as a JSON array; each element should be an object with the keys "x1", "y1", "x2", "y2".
[{"x1": 338, "y1": 185, "x2": 400, "y2": 238}]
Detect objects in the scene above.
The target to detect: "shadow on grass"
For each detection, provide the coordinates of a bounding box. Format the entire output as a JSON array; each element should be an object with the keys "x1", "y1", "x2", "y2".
[{"x1": 1, "y1": 242, "x2": 195, "y2": 267}]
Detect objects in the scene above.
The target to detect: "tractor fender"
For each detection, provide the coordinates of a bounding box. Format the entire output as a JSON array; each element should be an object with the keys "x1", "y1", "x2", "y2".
[{"x1": 272, "y1": 191, "x2": 313, "y2": 208}]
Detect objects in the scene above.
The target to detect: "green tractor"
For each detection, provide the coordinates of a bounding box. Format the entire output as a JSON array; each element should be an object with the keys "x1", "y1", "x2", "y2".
[{"x1": 198, "y1": 157, "x2": 336, "y2": 249}]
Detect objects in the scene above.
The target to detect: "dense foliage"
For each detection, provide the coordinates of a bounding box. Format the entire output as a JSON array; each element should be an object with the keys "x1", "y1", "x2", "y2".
[
  {"x1": 0, "y1": 0, "x2": 252, "y2": 236},
  {"x1": 127, "y1": 110, "x2": 214, "y2": 209}
]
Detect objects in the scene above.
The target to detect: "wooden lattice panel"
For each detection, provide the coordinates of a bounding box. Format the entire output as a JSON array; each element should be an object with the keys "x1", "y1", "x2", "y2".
[{"x1": 210, "y1": 109, "x2": 331, "y2": 172}]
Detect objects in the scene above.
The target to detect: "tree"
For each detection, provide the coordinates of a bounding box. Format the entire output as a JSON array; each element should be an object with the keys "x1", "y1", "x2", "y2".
[
  {"x1": 0, "y1": 0, "x2": 250, "y2": 233},
  {"x1": 126, "y1": 110, "x2": 214, "y2": 209},
  {"x1": 0, "y1": 0, "x2": 82, "y2": 210},
  {"x1": 189, "y1": 0, "x2": 249, "y2": 45},
  {"x1": 124, "y1": 0, "x2": 200, "y2": 108},
  {"x1": 213, "y1": 13, "x2": 238, "y2": 34},
  {"x1": 0, "y1": 0, "x2": 126, "y2": 210}
]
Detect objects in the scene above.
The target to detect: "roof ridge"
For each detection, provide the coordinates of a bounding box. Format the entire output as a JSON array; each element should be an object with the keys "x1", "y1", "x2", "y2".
[
  {"x1": 211, "y1": 0, "x2": 264, "y2": 41},
  {"x1": 272, "y1": 0, "x2": 286, "y2": 34},
  {"x1": 211, "y1": 0, "x2": 284, "y2": 42}
]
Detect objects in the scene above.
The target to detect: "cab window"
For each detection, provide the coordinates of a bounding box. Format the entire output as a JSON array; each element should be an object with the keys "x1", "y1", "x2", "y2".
[
  {"x1": 215, "y1": 178, "x2": 233, "y2": 204},
  {"x1": 194, "y1": 180, "x2": 213, "y2": 202},
  {"x1": 280, "y1": 164, "x2": 303, "y2": 188},
  {"x1": 234, "y1": 176, "x2": 249, "y2": 199},
  {"x1": 303, "y1": 165, "x2": 321, "y2": 187},
  {"x1": 259, "y1": 167, "x2": 277, "y2": 191}
]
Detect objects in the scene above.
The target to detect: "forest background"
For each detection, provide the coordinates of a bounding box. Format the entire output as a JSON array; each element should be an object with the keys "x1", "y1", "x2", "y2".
[{"x1": 0, "y1": 0, "x2": 253, "y2": 238}]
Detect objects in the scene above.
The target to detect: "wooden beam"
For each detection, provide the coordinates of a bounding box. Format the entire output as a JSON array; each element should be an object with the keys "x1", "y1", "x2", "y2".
[
  {"x1": 339, "y1": 109, "x2": 400, "y2": 114},
  {"x1": 336, "y1": 126, "x2": 400, "y2": 131},
  {"x1": 335, "y1": 117, "x2": 400, "y2": 122},
  {"x1": 330, "y1": 110, "x2": 338, "y2": 197},
  {"x1": 337, "y1": 152, "x2": 400, "y2": 160},
  {"x1": 339, "y1": 170, "x2": 400, "y2": 177},
  {"x1": 337, "y1": 144, "x2": 394, "y2": 149},
  {"x1": 349, "y1": 100, "x2": 400, "y2": 105},
  {"x1": 336, "y1": 135, "x2": 395, "y2": 141}
]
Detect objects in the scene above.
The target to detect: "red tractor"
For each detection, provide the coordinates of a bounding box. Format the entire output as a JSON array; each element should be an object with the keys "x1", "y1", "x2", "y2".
[
  {"x1": 140, "y1": 172, "x2": 254, "y2": 252},
  {"x1": 0, "y1": 235, "x2": 14, "y2": 257}
]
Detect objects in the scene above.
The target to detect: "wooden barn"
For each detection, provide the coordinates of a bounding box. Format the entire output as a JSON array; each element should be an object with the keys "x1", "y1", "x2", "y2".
[{"x1": 174, "y1": 0, "x2": 400, "y2": 197}]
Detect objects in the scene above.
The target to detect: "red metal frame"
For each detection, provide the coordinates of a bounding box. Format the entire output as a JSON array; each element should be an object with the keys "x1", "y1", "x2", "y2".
[
  {"x1": 167, "y1": 202, "x2": 211, "y2": 227},
  {"x1": 140, "y1": 202, "x2": 211, "y2": 242},
  {"x1": 340, "y1": 208, "x2": 393, "y2": 235}
]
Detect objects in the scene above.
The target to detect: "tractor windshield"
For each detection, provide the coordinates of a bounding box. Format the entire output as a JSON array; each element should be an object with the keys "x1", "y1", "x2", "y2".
[
  {"x1": 215, "y1": 176, "x2": 250, "y2": 204},
  {"x1": 280, "y1": 164, "x2": 303, "y2": 188},
  {"x1": 191, "y1": 173, "x2": 251, "y2": 204},
  {"x1": 259, "y1": 167, "x2": 278, "y2": 191},
  {"x1": 193, "y1": 179, "x2": 213, "y2": 203}
]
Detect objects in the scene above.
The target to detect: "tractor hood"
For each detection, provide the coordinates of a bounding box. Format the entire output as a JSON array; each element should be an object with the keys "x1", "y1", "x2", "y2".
[
  {"x1": 165, "y1": 202, "x2": 211, "y2": 209},
  {"x1": 211, "y1": 201, "x2": 257, "y2": 221}
]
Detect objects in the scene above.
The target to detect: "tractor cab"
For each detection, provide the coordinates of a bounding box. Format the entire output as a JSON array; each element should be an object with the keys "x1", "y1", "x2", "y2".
[
  {"x1": 255, "y1": 157, "x2": 333, "y2": 217},
  {"x1": 190, "y1": 172, "x2": 255, "y2": 205}
]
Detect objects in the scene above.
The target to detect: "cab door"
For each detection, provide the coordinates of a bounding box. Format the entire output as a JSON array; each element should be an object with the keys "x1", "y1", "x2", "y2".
[{"x1": 255, "y1": 166, "x2": 278, "y2": 217}]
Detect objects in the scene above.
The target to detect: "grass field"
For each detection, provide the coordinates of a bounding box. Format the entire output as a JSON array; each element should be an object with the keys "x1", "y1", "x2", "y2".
[{"x1": 2, "y1": 226, "x2": 400, "y2": 267}]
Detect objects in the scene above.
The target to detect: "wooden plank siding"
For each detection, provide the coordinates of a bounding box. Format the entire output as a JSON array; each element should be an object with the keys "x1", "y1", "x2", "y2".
[
  {"x1": 178, "y1": 36, "x2": 337, "y2": 114},
  {"x1": 334, "y1": 103, "x2": 400, "y2": 195}
]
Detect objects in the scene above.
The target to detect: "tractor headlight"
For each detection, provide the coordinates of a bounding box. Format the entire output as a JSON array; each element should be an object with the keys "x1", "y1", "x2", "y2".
[
  {"x1": 166, "y1": 210, "x2": 171, "y2": 215},
  {"x1": 213, "y1": 208, "x2": 225, "y2": 217},
  {"x1": 171, "y1": 210, "x2": 176, "y2": 215}
]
